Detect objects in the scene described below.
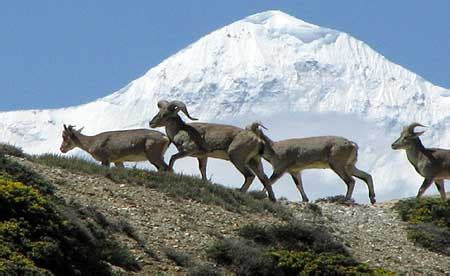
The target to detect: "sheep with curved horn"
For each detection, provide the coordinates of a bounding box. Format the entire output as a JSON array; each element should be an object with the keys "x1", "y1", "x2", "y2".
[
  {"x1": 60, "y1": 125, "x2": 171, "y2": 171},
  {"x1": 392, "y1": 122, "x2": 449, "y2": 200},
  {"x1": 149, "y1": 100, "x2": 277, "y2": 201}
]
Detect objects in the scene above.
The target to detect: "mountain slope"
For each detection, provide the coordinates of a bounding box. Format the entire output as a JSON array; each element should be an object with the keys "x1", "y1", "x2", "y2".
[
  {"x1": 7, "y1": 153, "x2": 450, "y2": 274},
  {"x1": 1, "y1": 10, "x2": 449, "y2": 202}
]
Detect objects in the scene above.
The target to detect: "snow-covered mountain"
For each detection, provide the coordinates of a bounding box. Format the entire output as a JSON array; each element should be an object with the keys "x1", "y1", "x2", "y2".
[{"x1": 1, "y1": 11, "x2": 449, "y2": 202}]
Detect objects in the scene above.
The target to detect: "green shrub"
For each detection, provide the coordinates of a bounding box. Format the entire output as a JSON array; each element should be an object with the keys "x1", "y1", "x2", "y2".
[
  {"x1": 0, "y1": 252, "x2": 51, "y2": 275},
  {"x1": 33, "y1": 154, "x2": 292, "y2": 219},
  {"x1": 271, "y1": 250, "x2": 395, "y2": 275},
  {"x1": 0, "y1": 156, "x2": 141, "y2": 275},
  {"x1": 0, "y1": 154, "x2": 54, "y2": 194},
  {"x1": 207, "y1": 222, "x2": 392, "y2": 275},
  {"x1": 207, "y1": 238, "x2": 280, "y2": 275},
  {"x1": 0, "y1": 178, "x2": 56, "y2": 225},
  {"x1": 238, "y1": 222, "x2": 346, "y2": 254},
  {"x1": 394, "y1": 197, "x2": 450, "y2": 256},
  {"x1": 395, "y1": 197, "x2": 449, "y2": 228}
]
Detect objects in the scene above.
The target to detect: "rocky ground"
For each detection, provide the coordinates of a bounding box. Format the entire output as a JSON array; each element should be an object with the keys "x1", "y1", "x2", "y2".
[
  {"x1": 11, "y1": 156, "x2": 450, "y2": 275},
  {"x1": 288, "y1": 201, "x2": 450, "y2": 274}
]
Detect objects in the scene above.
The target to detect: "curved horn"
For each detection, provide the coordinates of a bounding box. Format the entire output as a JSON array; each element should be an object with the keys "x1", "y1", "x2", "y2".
[
  {"x1": 254, "y1": 121, "x2": 268, "y2": 130},
  {"x1": 157, "y1": 100, "x2": 169, "y2": 108},
  {"x1": 405, "y1": 122, "x2": 426, "y2": 134},
  {"x1": 169, "y1": 100, "x2": 198, "y2": 121},
  {"x1": 246, "y1": 121, "x2": 268, "y2": 131}
]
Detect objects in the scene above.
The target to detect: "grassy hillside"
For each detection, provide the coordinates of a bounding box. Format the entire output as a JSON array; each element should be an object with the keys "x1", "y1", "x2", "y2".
[
  {"x1": 394, "y1": 197, "x2": 450, "y2": 256},
  {"x1": 33, "y1": 153, "x2": 292, "y2": 219},
  {"x1": 0, "y1": 144, "x2": 403, "y2": 274}
]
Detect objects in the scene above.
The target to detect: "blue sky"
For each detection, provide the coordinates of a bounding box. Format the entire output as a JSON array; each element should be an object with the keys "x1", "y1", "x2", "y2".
[{"x1": 1, "y1": 1, "x2": 449, "y2": 111}]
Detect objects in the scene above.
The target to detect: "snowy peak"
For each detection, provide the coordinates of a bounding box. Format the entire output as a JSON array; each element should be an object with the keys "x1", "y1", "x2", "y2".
[
  {"x1": 244, "y1": 10, "x2": 314, "y2": 26},
  {"x1": 0, "y1": 10, "x2": 449, "y2": 151},
  {"x1": 133, "y1": 10, "x2": 449, "y2": 126},
  {"x1": 243, "y1": 10, "x2": 337, "y2": 44}
]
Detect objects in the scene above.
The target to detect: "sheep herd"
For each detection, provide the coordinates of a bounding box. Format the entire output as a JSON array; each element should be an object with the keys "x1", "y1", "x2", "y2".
[{"x1": 60, "y1": 100, "x2": 449, "y2": 203}]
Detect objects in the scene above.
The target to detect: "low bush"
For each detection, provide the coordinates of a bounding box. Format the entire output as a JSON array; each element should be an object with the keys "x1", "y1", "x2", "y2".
[
  {"x1": 271, "y1": 250, "x2": 388, "y2": 275},
  {"x1": 0, "y1": 143, "x2": 26, "y2": 158},
  {"x1": 207, "y1": 238, "x2": 280, "y2": 275},
  {"x1": 315, "y1": 195, "x2": 356, "y2": 205},
  {"x1": 306, "y1": 202, "x2": 322, "y2": 216},
  {"x1": 207, "y1": 221, "x2": 394, "y2": 275},
  {"x1": 165, "y1": 248, "x2": 191, "y2": 267},
  {"x1": 0, "y1": 154, "x2": 54, "y2": 194},
  {"x1": 188, "y1": 263, "x2": 222, "y2": 276},
  {"x1": 394, "y1": 197, "x2": 450, "y2": 256},
  {"x1": 238, "y1": 222, "x2": 347, "y2": 254},
  {"x1": 0, "y1": 154, "x2": 141, "y2": 275}
]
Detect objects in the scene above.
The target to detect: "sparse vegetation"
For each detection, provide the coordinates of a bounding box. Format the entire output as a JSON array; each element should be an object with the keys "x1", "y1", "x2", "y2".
[
  {"x1": 207, "y1": 221, "x2": 394, "y2": 275},
  {"x1": 394, "y1": 197, "x2": 450, "y2": 256},
  {"x1": 0, "y1": 149, "x2": 142, "y2": 275},
  {"x1": 165, "y1": 248, "x2": 191, "y2": 267},
  {"x1": 305, "y1": 202, "x2": 322, "y2": 216},
  {"x1": 315, "y1": 194, "x2": 357, "y2": 205},
  {"x1": 188, "y1": 263, "x2": 222, "y2": 276},
  {"x1": 0, "y1": 143, "x2": 27, "y2": 158},
  {"x1": 33, "y1": 154, "x2": 292, "y2": 219}
]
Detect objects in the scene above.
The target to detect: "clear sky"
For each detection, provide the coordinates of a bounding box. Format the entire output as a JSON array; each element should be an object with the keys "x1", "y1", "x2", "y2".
[{"x1": 1, "y1": 1, "x2": 449, "y2": 111}]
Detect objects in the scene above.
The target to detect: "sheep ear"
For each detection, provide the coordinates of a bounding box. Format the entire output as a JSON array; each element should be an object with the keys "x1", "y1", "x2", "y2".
[{"x1": 63, "y1": 124, "x2": 67, "y2": 130}]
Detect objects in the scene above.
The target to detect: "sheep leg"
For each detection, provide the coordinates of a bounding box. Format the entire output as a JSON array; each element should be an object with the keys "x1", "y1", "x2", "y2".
[
  {"x1": 244, "y1": 158, "x2": 270, "y2": 192},
  {"x1": 198, "y1": 157, "x2": 208, "y2": 181},
  {"x1": 231, "y1": 155, "x2": 276, "y2": 201},
  {"x1": 351, "y1": 166, "x2": 376, "y2": 204},
  {"x1": 145, "y1": 139, "x2": 171, "y2": 172},
  {"x1": 330, "y1": 164, "x2": 355, "y2": 201},
  {"x1": 260, "y1": 171, "x2": 284, "y2": 193},
  {"x1": 231, "y1": 159, "x2": 255, "y2": 193},
  {"x1": 417, "y1": 177, "x2": 434, "y2": 199},
  {"x1": 168, "y1": 151, "x2": 190, "y2": 170},
  {"x1": 148, "y1": 157, "x2": 171, "y2": 172},
  {"x1": 434, "y1": 179, "x2": 446, "y2": 200},
  {"x1": 114, "y1": 162, "x2": 124, "y2": 168},
  {"x1": 238, "y1": 158, "x2": 275, "y2": 202},
  {"x1": 290, "y1": 172, "x2": 309, "y2": 202}
]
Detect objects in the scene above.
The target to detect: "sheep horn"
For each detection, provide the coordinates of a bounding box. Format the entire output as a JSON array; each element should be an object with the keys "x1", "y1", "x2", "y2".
[
  {"x1": 405, "y1": 123, "x2": 426, "y2": 135},
  {"x1": 169, "y1": 101, "x2": 198, "y2": 121}
]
